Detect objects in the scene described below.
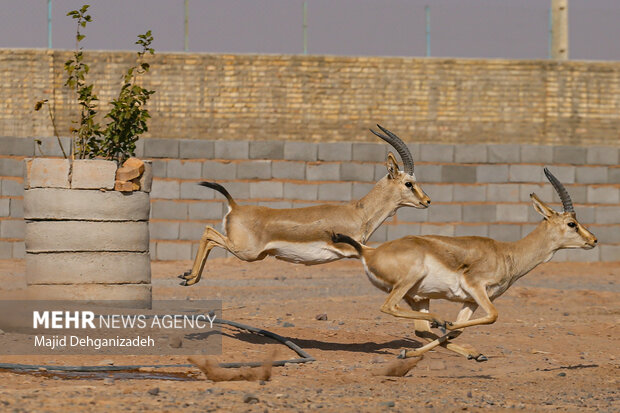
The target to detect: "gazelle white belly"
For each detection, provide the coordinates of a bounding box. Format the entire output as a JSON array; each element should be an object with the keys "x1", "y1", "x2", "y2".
[
  {"x1": 264, "y1": 241, "x2": 343, "y2": 264},
  {"x1": 413, "y1": 257, "x2": 470, "y2": 301}
]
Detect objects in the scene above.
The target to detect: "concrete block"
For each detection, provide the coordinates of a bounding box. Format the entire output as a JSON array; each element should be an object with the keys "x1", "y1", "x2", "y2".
[
  {"x1": 151, "y1": 200, "x2": 188, "y2": 220},
  {"x1": 0, "y1": 158, "x2": 25, "y2": 178},
  {"x1": 587, "y1": 186, "x2": 619, "y2": 204},
  {"x1": 138, "y1": 161, "x2": 153, "y2": 193},
  {"x1": 520, "y1": 224, "x2": 538, "y2": 238},
  {"x1": 318, "y1": 142, "x2": 352, "y2": 161},
  {"x1": 24, "y1": 189, "x2": 150, "y2": 221},
  {"x1": 237, "y1": 160, "x2": 272, "y2": 179},
  {"x1": 520, "y1": 145, "x2": 553, "y2": 164},
  {"x1": 150, "y1": 160, "x2": 167, "y2": 178},
  {"x1": 203, "y1": 160, "x2": 236, "y2": 180},
  {"x1": 284, "y1": 142, "x2": 317, "y2": 161},
  {"x1": 179, "y1": 139, "x2": 214, "y2": 159},
  {"x1": 509, "y1": 165, "x2": 542, "y2": 183},
  {"x1": 414, "y1": 164, "x2": 443, "y2": 183},
  {"x1": 476, "y1": 165, "x2": 509, "y2": 183},
  {"x1": 553, "y1": 146, "x2": 587, "y2": 165},
  {"x1": 397, "y1": 207, "x2": 429, "y2": 223},
  {"x1": 26, "y1": 252, "x2": 150, "y2": 284},
  {"x1": 188, "y1": 201, "x2": 225, "y2": 220},
  {"x1": 258, "y1": 201, "x2": 293, "y2": 209},
  {"x1": 179, "y1": 222, "x2": 207, "y2": 241},
  {"x1": 428, "y1": 204, "x2": 461, "y2": 222},
  {"x1": 283, "y1": 183, "x2": 318, "y2": 201},
  {"x1": 587, "y1": 146, "x2": 618, "y2": 165},
  {"x1": 0, "y1": 241, "x2": 11, "y2": 259},
  {"x1": 250, "y1": 181, "x2": 283, "y2": 199},
  {"x1": 453, "y1": 144, "x2": 487, "y2": 163},
  {"x1": 609, "y1": 168, "x2": 620, "y2": 184},
  {"x1": 180, "y1": 182, "x2": 213, "y2": 200},
  {"x1": 575, "y1": 167, "x2": 607, "y2": 184},
  {"x1": 419, "y1": 224, "x2": 454, "y2": 236},
  {"x1": 600, "y1": 245, "x2": 620, "y2": 262},
  {"x1": 25, "y1": 221, "x2": 149, "y2": 252},
  {"x1": 306, "y1": 163, "x2": 340, "y2": 181},
  {"x1": 214, "y1": 140, "x2": 249, "y2": 160},
  {"x1": 564, "y1": 248, "x2": 600, "y2": 262},
  {"x1": 25, "y1": 284, "x2": 151, "y2": 304},
  {"x1": 143, "y1": 138, "x2": 179, "y2": 158},
  {"x1": 249, "y1": 141, "x2": 284, "y2": 159},
  {"x1": 0, "y1": 219, "x2": 25, "y2": 239},
  {"x1": 213, "y1": 182, "x2": 250, "y2": 200},
  {"x1": 166, "y1": 160, "x2": 203, "y2": 179},
  {"x1": 591, "y1": 225, "x2": 620, "y2": 244},
  {"x1": 387, "y1": 224, "x2": 420, "y2": 240},
  {"x1": 462, "y1": 204, "x2": 496, "y2": 223},
  {"x1": 155, "y1": 241, "x2": 192, "y2": 261},
  {"x1": 453, "y1": 185, "x2": 486, "y2": 202},
  {"x1": 35, "y1": 136, "x2": 71, "y2": 157},
  {"x1": 271, "y1": 161, "x2": 306, "y2": 180},
  {"x1": 454, "y1": 225, "x2": 489, "y2": 237},
  {"x1": 150, "y1": 221, "x2": 179, "y2": 240},
  {"x1": 545, "y1": 165, "x2": 575, "y2": 184},
  {"x1": 352, "y1": 183, "x2": 375, "y2": 200},
  {"x1": 318, "y1": 183, "x2": 352, "y2": 202},
  {"x1": 550, "y1": 184, "x2": 585, "y2": 204},
  {"x1": 488, "y1": 224, "x2": 521, "y2": 242},
  {"x1": 487, "y1": 184, "x2": 520, "y2": 202},
  {"x1": 352, "y1": 143, "x2": 387, "y2": 162},
  {"x1": 150, "y1": 179, "x2": 180, "y2": 199},
  {"x1": 576, "y1": 206, "x2": 595, "y2": 224},
  {"x1": 0, "y1": 199, "x2": 9, "y2": 217},
  {"x1": 496, "y1": 204, "x2": 529, "y2": 223},
  {"x1": 25, "y1": 158, "x2": 70, "y2": 188},
  {"x1": 487, "y1": 144, "x2": 520, "y2": 163},
  {"x1": 442, "y1": 165, "x2": 477, "y2": 183},
  {"x1": 519, "y1": 184, "x2": 553, "y2": 203},
  {"x1": 419, "y1": 144, "x2": 453, "y2": 163},
  {"x1": 340, "y1": 163, "x2": 375, "y2": 182},
  {"x1": 368, "y1": 226, "x2": 387, "y2": 243},
  {"x1": 0, "y1": 137, "x2": 34, "y2": 156},
  {"x1": 134, "y1": 138, "x2": 145, "y2": 158},
  {"x1": 71, "y1": 159, "x2": 117, "y2": 189},
  {"x1": 10, "y1": 199, "x2": 23, "y2": 218},
  {"x1": 374, "y1": 164, "x2": 387, "y2": 181},
  {"x1": 12, "y1": 241, "x2": 25, "y2": 259},
  {"x1": 423, "y1": 184, "x2": 453, "y2": 202}
]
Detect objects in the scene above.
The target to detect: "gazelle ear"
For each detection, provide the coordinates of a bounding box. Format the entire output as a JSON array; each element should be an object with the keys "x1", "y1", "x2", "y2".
[
  {"x1": 386, "y1": 152, "x2": 400, "y2": 179},
  {"x1": 530, "y1": 193, "x2": 556, "y2": 219}
]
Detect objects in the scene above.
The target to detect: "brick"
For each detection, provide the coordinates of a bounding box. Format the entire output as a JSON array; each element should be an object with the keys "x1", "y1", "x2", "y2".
[
  {"x1": 188, "y1": 201, "x2": 225, "y2": 220},
  {"x1": 214, "y1": 140, "x2": 249, "y2": 160},
  {"x1": 150, "y1": 160, "x2": 167, "y2": 177},
  {"x1": 416, "y1": 164, "x2": 443, "y2": 183},
  {"x1": 71, "y1": 159, "x2": 117, "y2": 189},
  {"x1": 318, "y1": 183, "x2": 352, "y2": 202},
  {"x1": 419, "y1": 144, "x2": 453, "y2": 162},
  {"x1": 587, "y1": 186, "x2": 619, "y2": 204},
  {"x1": 387, "y1": 224, "x2": 420, "y2": 240},
  {"x1": 352, "y1": 142, "x2": 386, "y2": 162},
  {"x1": 12, "y1": 241, "x2": 25, "y2": 258},
  {"x1": 0, "y1": 241, "x2": 11, "y2": 259},
  {"x1": 609, "y1": 168, "x2": 620, "y2": 184},
  {"x1": 0, "y1": 158, "x2": 24, "y2": 178},
  {"x1": 213, "y1": 182, "x2": 250, "y2": 200},
  {"x1": 419, "y1": 224, "x2": 454, "y2": 236},
  {"x1": 600, "y1": 245, "x2": 620, "y2": 262},
  {"x1": 150, "y1": 179, "x2": 180, "y2": 199},
  {"x1": 476, "y1": 165, "x2": 509, "y2": 183},
  {"x1": 25, "y1": 158, "x2": 69, "y2": 188},
  {"x1": 352, "y1": 183, "x2": 375, "y2": 200},
  {"x1": 488, "y1": 224, "x2": 521, "y2": 242},
  {"x1": 249, "y1": 141, "x2": 284, "y2": 159},
  {"x1": 167, "y1": 159, "x2": 203, "y2": 179},
  {"x1": 519, "y1": 184, "x2": 552, "y2": 203},
  {"x1": 462, "y1": 204, "x2": 496, "y2": 223},
  {"x1": 520, "y1": 144, "x2": 553, "y2": 164},
  {"x1": 453, "y1": 144, "x2": 487, "y2": 163},
  {"x1": 318, "y1": 142, "x2": 352, "y2": 161},
  {"x1": 250, "y1": 182, "x2": 283, "y2": 198},
  {"x1": 0, "y1": 199, "x2": 9, "y2": 217},
  {"x1": 553, "y1": 146, "x2": 587, "y2": 165},
  {"x1": 397, "y1": 207, "x2": 429, "y2": 223},
  {"x1": 202, "y1": 160, "x2": 236, "y2": 180},
  {"x1": 306, "y1": 163, "x2": 340, "y2": 181},
  {"x1": 151, "y1": 200, "x2": 187, "y2": 220},
  {"x1": 368, "y1": 226, "x2": 387, "y2": 243},
  {"x1": 487, "y1": 184, "x2": 520, "y2": 202},
  {"x1": 442, "y1": 165, "x2": 476, "y2": 183},
  {"x1": 340, "y1": 163, "x2": 375, "y2": 182},
  {"x1": 179, "y1": 139, "x2": 214, "y2": 159},
  {"x1": 284, "y1": 142, "x2": 317, "y2": 161},
  {"x1": 544, "y1": 166, "x2": 575, "y2": 184},
  {"x1": 0, "y1": 219, "x2": 25, "y2": 239},
  {"x1": 576, "y1": 167, "x2": 607, "y2": 184},
  {"x1": 35, "y1": 136, "x2": 71, "y2": 157},
  {"x1": 454, "y1": 225, "x2": 488, "y2": 237},
  {"x1": 453, "y1": 185, "x2": 485, "y2": 202},
  {"x1": 0, "y1": 137, "x2": 34, "y2": 156},
  {"x1": 237, "y1": 160, "x2": 272, "y2": 179},
  {"x1": 9, "y1": 199, "x2": 23, "y2": 218},
  {"x1": 180, "y1": 182, "x2": 213, "y2": 200},
  {"x1": 422, "y1": 184, "x2": 453, "y2": 202},
  {"x1": 428, "y1": 204, "x2": 461, "y2": 222},
  {"x1": 587, "y1": 146, "x2": 618, "y2": 165},
  {"x1": 496, "y1": 204, "x2": 529, "y2": 222},
  {"x1": 284, "y1": 183, "x2": 318, "y2": 201},
  {"x1": 509, "y1": 165, "x2": 542, "y2": 183},
  {"x1": 271, "y1": 161, "x2": 306, "y2": 180},
  {"x1": 179, "y1": 222, "x2": 207, "y2": 240},
  {"x1": 150, "y1": 221, "x2": 180, "y2": 240},
  {"x1": 156, "y1": 241, "x2": 192, "y2": 261},
  {"x1": 591, "y1": 225, "x2": 620, "y2": 244},
  {"x1": 143, "y1": 138, "x2": 179, "y2": 158},
  {"x1": 487, "y1": 144, "x2": 520, "y2": 163}
]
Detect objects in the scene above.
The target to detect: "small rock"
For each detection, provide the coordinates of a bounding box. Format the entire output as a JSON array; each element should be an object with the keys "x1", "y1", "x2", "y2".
[
  {"x1": 243, "y1": 393, "x2": 259, "y2": 404},
  {"x1": 558, "y1": 372, "x2": 566, "y2": 377},
  {"x1": 0, "y1": 328, "x2": 5, "y2": 334},
  {"x1": 148, "y1": 387, "x2": 160, "y2": 396},
  {"x1": 338, "y1": 321, "x2": 345, "y2": 325},
  {"x1": 315, "y1": 313, "x2": 328, "y2": 321},
  {"x1": 98, "y1": 359, "x2": 115, "y2": 366},
  {"x1": 103, "y1": 377, "x2": 114, "y2": 385},
  {"x1": 467, "y1": 391, "x2": 473, "y2": 398},
  {"x1": 282, "y1": 322, "x2": 295, "y2": 327},
  {"x1": 38, "y1": 367, "x2": 47, "y2": 372},
  {"x1": 275, "y1": 393, "x2": 288, "y2": 399},
  {"x1": 380, "y1": 401, "x2": 395, "y2": 408}
]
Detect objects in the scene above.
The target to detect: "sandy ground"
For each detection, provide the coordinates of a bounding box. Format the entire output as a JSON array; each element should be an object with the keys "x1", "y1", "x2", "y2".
[{"x1": 0, "y1": 257, "x2": 618, "y2": 412}]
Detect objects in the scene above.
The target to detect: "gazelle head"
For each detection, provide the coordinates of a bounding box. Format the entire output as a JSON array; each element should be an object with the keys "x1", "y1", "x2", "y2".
[
  {"x1": 530, "y1": 168, "x2": 597, "y2": 250},
  {"x1": 370, "y1": 125, "x2": 431, "y2": 209}
]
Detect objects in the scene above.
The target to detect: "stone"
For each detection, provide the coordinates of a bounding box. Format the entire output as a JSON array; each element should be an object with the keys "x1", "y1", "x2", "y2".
[{"x1": 25, "y1": 158, "x2": 70, "y2": 189}]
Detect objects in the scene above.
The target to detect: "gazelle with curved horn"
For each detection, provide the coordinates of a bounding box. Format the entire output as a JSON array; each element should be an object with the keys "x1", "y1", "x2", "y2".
[
  {"x1": 179, "y1": 125, "x2": 430, "y2": 286},
  {"x1": 332, "y1": 168, "x2": 597, "y2": 361}
]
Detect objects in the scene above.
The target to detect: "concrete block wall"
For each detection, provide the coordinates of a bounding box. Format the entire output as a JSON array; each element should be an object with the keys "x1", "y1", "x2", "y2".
[{"x1": 1, "y1": 137, "x2": 618, "y2": 262}]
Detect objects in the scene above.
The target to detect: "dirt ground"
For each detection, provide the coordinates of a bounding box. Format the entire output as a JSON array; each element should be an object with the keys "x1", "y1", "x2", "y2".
[{"x1": 0, "y1": 257, "x2": 618, "y2": 412}]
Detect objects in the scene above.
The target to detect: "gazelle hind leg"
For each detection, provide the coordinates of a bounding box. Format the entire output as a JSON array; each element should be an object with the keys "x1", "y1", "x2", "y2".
[
  {"x1": 380, "y1": 283, "x2": 450, "y2": 327},
  {"x1": 180, "y1": 227, "x2": 233, "y2": 286}
]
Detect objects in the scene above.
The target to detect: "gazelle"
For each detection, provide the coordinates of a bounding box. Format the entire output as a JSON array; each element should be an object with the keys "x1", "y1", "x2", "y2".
[
  {"x1": 332, "y1": 168, "x2": 597, "y2": 361},
  {"x1": 179, "y1": 125, "x2": 431, "y2": 286}
]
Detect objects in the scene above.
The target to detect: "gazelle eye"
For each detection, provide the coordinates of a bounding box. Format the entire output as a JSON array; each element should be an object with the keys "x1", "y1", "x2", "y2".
[
  {"x1": 567, "y1": 222, "x2": 576, "y2": 228},
  {"x1": 405, "y1": 182, "x2": 413, "y2": 188}
]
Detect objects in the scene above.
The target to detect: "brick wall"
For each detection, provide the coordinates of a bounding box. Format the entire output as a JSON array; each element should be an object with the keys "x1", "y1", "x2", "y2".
[
  {"x1": 2, "y1": 49, "x2": 620, "y2": 146},
  {"x1": 1, "y1": 137, "x2": 618, "y2": 262}
]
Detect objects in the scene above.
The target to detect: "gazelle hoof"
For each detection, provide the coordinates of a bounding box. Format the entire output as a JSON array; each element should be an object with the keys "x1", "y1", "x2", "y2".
[
  {"x1": 178, "y1": 270, "x2": 192, "y2": 280},
  {"x1": 475, "y1": 354, "x2": 488, "y2": 362},
  {"x1": 397, "y1": 350, "x2": 407, "y2": 359}
]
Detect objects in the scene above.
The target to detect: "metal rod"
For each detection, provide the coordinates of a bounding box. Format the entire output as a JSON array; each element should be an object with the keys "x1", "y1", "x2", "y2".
[
  {"x1": 184, "y1": 0, "x2": 189, "y2": 52},
  {"x1": 425, "y1": 5, "x2": 431, "y2": 57},
  {"x1": 47, "y1": 0, "x2": 52, "y2": 49},
  {"x1": 550, "y1": 0, "x2": 568, "y2": 60},
  {"x1": 303, "y1": 0, "x2": 308, "y2": 55}
]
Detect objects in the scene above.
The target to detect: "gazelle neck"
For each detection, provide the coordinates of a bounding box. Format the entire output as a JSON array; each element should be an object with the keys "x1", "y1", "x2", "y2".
[
  {"x1": 504, "y1": 220, "x2": 561, "y2": 281},
  {"x1": 355, "y1": 177, "x2": 401, "y2": 242}
]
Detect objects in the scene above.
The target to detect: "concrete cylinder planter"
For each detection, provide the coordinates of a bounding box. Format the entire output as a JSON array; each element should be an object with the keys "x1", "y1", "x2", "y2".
[{"x1": 23, "y1": 158, "x2": 152, "y2": 307}]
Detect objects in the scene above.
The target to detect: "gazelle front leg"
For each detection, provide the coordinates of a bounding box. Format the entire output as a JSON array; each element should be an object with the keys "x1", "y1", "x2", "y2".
[
  {"x1": 179, "y1": 227, "x2": 234, "y2": 286},
  {"x1": 446, "y1": 283, "x2": 498, "y2": 330}
]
